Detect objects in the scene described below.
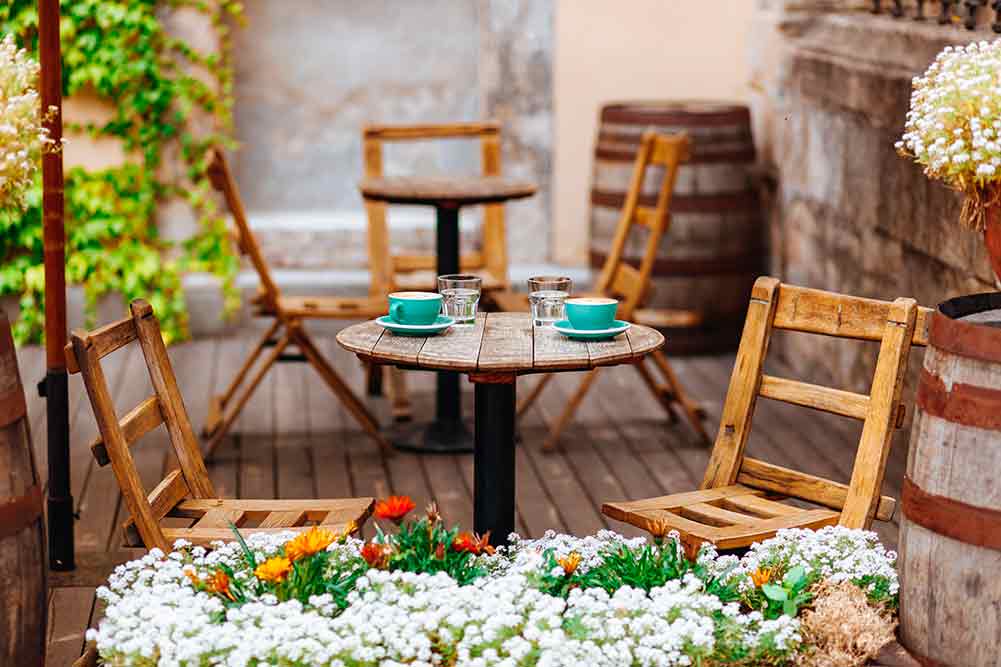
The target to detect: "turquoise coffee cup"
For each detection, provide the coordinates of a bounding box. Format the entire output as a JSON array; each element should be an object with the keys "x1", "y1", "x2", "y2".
[
  {"x1": 388, "y1": 291, "x2": 442, "y2": 325},
  {"x1": 565, "y1": 297, "x2": 618, "y2": 330}
]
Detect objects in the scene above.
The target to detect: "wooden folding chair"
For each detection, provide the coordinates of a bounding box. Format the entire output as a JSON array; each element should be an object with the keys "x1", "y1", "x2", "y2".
[
  {"x1": 65, "y1": 300, "x2": 375, "y2": 553},
  {"x1": 362, "y1": 122, "x2": 510, "y2": 419},
  {"x1": 512, "y1": 131, "x2": 710, "y2": 450},
  {"x1": 603, "y1": 277, "x2": 932, "y2": 555},
  {"x1": 201, "y1": 148, "x2": 390, "y2": 458}
]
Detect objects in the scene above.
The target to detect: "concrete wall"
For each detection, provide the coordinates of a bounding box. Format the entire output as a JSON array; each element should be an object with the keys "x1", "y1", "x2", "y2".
[{"x1": 552, "y1": 0, "x2": 756, "y2": 265}]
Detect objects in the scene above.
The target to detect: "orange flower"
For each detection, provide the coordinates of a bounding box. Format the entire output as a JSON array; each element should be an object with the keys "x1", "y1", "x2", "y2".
[
  {"x1": 435, "y1": 543, "x2": 446, "y2": 560},
  {"x1": 374, "y1": 495, "x2": 416, "y2": 523},
  {"x1": 185, "y1": 570, "x2": 202, "y2": 588},
  {"x1": 360, "y1": 542, "x2": 391, "y2": 569},
  {"x1": 558, "y1": 552, "x2": 582, "y2": 577},
  {"x1": 452, "y1": 531, "x2": 495, "y2": 556},
  {"x1": 285, "y1": 526, "x2": 337, "y2": 562},
  {"x1": 425, "y1": 501, "x2": 442, "y2": 525},
  {"x1": 647, "y1": 519, "x2": 671, "y2": 540},
  {"x1": 750, "y1": 567, "x2": 774, "y2": 588},
  {"x1": 205, "y1": 570, "x2": 236, "y2": 602},
  {"x1": 255, "y1": 556, "x2": 292, "y2": 584}
]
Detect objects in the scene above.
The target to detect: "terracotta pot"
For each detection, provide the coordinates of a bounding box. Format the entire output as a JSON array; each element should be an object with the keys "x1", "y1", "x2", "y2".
[{"x1": 985, "y1": 205, "x2": 1001, "y2": 283}]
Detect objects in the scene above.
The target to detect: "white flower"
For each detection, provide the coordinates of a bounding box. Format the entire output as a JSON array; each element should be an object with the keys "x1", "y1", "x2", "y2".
[{"x1": 0, "y1": 35, "x2": 52, "y2": 211}]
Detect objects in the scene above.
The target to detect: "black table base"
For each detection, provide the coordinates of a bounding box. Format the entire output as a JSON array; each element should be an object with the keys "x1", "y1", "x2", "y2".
[
  {"x1": 390, "y1": 415, "x2": 474, "y2": 454},
  {"x1": 474, "y1": 380, "x2": 516, "y2": 546}
]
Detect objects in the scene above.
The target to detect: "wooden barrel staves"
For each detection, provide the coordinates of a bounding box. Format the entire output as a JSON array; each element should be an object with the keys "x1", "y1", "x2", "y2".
[
  {"x1": 590, "y1": 101, "x2": 763, "y2": 354},
  {"x1": 0, "y1": 314, "x2": 46, "y2": 666},
  {"x1": 898, "y1": 293, "x2": 1001, "y2": 667}
]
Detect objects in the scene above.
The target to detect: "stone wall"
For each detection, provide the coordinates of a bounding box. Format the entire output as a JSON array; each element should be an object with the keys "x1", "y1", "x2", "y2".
[
  {"x1": 750, "y1": 2, "x2": 997, "y2": 394},
  {"x1": 231, "y1": 0, "x2": 553, "y2": 269}
]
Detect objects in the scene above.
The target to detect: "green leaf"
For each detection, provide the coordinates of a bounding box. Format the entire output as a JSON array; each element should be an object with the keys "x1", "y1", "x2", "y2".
[
  {"x1": 783, "y1": 565, "x2": 807, "y2": 589},
  {"x1": 761, "y1": 583, "x2": 788, "y2": 602},
  {"x1": 783, "y1": 599, "x2": 798, "y2": 617}
]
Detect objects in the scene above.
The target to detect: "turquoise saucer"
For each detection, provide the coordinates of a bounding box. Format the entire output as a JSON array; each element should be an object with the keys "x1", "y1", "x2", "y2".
[
  {"x1": 376, "y1": 315, "x2": 454, "y2": 336},
  {"x1": 553, "y1": 319, "x2": 631, "y2": 341}
]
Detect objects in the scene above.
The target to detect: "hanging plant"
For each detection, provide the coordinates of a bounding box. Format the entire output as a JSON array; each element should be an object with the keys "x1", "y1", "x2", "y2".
[{"x1": 0, "y1": 0, "x2": 244, "y2": 345}]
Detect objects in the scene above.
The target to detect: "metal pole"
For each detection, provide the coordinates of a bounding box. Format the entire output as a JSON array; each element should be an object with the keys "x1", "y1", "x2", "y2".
[{"x1": 38, "y1": 0, "x2": 74, "y2": 571}]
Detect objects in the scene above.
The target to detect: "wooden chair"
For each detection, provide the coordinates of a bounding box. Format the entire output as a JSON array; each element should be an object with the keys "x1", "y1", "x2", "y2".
[
  {"x1": 362, "y1": 122, "x2": 510, "y2": 419},
  {"x1": 603, "y1": 277, "x2": 932, "y2": 555},
  {"x1": 511, "y1": 131, "x2": 710, "y2": 450},
  {"x1": 65, "y1": 300, "x2": 375, "y2": 553},
  {"x1": 201, "y1": 148, "x2": 390, "y2": 457}
]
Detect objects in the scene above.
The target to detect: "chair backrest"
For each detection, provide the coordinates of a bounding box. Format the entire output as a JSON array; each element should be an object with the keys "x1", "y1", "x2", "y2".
[
  {"x1": 701, "y1": 277, "x2": 933, "y2": 528},
  {"x1": 592, "y1": 131, "x2": 691, "y2": 320},
  {"x1": 65, "y1": 301, "x2": 215, "y2": 551},
  {"x1": 362, "y1": 122, "x2": 506, "y2": 295},
  {"x1": 206, "y1": 148, "x2": 282, "y2": 313}
]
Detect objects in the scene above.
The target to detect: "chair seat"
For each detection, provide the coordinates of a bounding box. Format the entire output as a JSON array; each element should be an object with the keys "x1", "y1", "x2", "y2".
[
  {"x1": 602, "y1": 484, "x2": 839, "y2": 552},
  {"x1": 272, "y1": 295, "x2": 387, "y2": 320},
  {"x1": 124, "y1": 497, "x2": 375, "y2": 547},
  {"x1": 395, "y1": 268, "x2": 506, "y2": 293}
]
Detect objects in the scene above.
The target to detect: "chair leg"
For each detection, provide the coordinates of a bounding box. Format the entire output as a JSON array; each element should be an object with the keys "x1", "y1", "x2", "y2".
[
  {"x1": 203, "y1": 331, "x2": 290, "y2": 459},
  {"x1": 543, "y1": 369, "x2": 600, "y2": 452},
  {"x1": 516, "y1": 373, "x2": 552, "y2": 418},
  {"x1": 386, "y1": 367, "x2": 412, "y2": 422},
  {"x1": 648, "y1": 350, "x2": 711, "y2": 445},
  {"x1": 204, "y1": 320, "x2": 282, "y2": 438},
  {"x1": 293, "y1": 327, "x2": 393, "y2": 455},
  {"x1": 633, "y1": 360, "x2": 679, "y2": 422}
]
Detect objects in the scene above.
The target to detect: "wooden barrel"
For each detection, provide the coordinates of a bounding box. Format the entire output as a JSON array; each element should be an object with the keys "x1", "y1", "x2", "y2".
[
  {"x1": 590, "y1": 101, "x2": 763, "y2": 354},
  {"x1": 898, "y1": 293, "x2": 1001, "y2": 667},
  {"x1": 0, "y1": 314, "x2": 46, "y2": 666}
]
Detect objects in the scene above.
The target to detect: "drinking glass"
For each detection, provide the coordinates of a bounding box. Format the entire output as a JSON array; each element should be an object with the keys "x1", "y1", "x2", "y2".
[
  {"x1": 528, "y1": 276, "x2": 573, "y2": 326},
  {"x1": 438, "y1": 274, "x2": 481, "y2": 324}
]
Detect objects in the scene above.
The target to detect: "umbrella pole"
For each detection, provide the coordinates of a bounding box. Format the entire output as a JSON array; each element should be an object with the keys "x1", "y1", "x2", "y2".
[{"x1": 38, "y1": 0, "x2": 73, "y2": 571}]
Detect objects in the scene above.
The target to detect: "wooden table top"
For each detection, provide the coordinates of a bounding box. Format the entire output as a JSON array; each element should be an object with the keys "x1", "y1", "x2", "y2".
[
  {"x1": 358, "y1": 176, "x2": 537, "y2": 207},
  {"x1": 336, "y1": 312, "x2": 664, "y2": 378}
]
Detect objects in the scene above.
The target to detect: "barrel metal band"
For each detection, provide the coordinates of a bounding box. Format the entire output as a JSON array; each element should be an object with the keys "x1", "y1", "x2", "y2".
[
  {"x1": 929, "y1": 307, "x2": 1001, "y2": 364},
  {"x1": 916, "y1": 368, "x2": 1001, "y2": 431},
  {"x1": 0, "y1": 485, "x2": 43, "y2": 540},
  {"x1": 901, "y1": 476, "x2": 1001, "y2": 551}
]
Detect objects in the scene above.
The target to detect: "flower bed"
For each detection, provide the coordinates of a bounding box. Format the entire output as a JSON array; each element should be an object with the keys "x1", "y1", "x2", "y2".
[{"x1": 89, "y1": 498, "x2": 899, "y2": 667}]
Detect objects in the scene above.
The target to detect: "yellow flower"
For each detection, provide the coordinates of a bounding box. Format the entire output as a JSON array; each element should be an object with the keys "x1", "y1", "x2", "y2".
[
  {"x1": 255, "y1": 556, "x2": 292, "y2": 584},
  {"x1": 285, "y1": 526, "x2": 337, "y2": 562},
  {"x1": 751, "y1": 567, "x2": 774, "y2": 588},
  {"x1": 558, "y1": 552, "x2": 582, "y2": 576}
]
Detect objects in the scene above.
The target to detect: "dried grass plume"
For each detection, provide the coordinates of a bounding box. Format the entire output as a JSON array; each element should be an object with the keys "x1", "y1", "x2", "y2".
[{"x1": 794, "y1": 581, "x2": 896, "y2": 667}]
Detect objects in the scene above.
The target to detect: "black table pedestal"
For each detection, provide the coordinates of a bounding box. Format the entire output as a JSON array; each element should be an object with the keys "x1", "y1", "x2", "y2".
[
  {"x1": 473, "y1": 379, "x2": 516, "y2": 546},
  {"x1": 391, "y1": 203, "x2": 475, "y2": 454}
]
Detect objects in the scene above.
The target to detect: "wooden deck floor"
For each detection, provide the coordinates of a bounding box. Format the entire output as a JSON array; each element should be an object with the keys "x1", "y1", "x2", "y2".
[{"x1": 19, "y1": 329, "x2": 910, "y2": 666}]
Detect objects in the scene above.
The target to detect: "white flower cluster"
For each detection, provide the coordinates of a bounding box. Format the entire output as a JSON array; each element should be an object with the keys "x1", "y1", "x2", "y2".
[
  {"x1": 0, "y1": 34, "x2": 52, "y2": 211},
  {"x1": 898, "y1": 40, "x2": 1001, "y2": 189},
  {"x1": 88, "y1": 528, "x2": 897, "y2": 666}
]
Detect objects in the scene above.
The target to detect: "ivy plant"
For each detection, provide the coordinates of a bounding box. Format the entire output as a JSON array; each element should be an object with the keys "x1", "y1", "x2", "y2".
[{"x1": 0, "y1": 0, "x2": 244, "y2": 344}]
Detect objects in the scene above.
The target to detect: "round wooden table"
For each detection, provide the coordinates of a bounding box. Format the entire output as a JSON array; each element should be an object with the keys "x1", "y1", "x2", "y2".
[
  {"x1": 336, "y1": 313, "x2": 664, "y2": 545},
  {"x1": 359, "y1": 176, "x2": 537, "y2": 455}
]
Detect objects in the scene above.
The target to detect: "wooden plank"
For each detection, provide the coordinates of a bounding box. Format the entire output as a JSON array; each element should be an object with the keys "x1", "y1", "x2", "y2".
[
  {"x1": 417, "y1": 313, "x2": 486, "y2": 371},
  {"x1": 371, "y1": 328, "x2": 426, "y2": 365},
  {"x1": 738, "y1": 457, "x2": 896, "y2": 522},
  {"x1": 194, "y1": 507, "x2": 245, "y2": 529},
  {"x1": 122, "y1": 469, "x2": 189, "y2": 547},
  {"x1": 363, "y1": 122, "x2": 499, "y2": 141},
  {"x1": 477, "y1": 313, "x2": 533, "y2": 373},
  {"x1": 203, "y1": 339, "x2": 241, "y2": 498},
  {"x1": 258, "y1": 510, "x2": 306, "y2": 528},
  {"x1": 88, "y1": 396, "x2": 164, "y2": 467},
  {"x1": 274, "y1": 355, "x2": 315, "y2": 500},
  {"x1": 604, "y1": 484, "x2": 763, "y2": 514},
  {"x1": 334, "y1": 320, "x2": 385, "y2": 358},
  {"x1": 758, "y1": 374, "x2": 869, "y2": 421},
  {"x1": 587, "y1": 333, "x2": 633, "y2": 367},
  {"x1": 45, "y1": 588, "x2": 94, "y2": 667},
  {"x1": 841, "y1": 298, "x2": 917, "y2": 528},
  {"x1": 719, "y1": 493, "x2": 801, "y2": 517},
  {"x1": 680, "y1": 502, "x2": 759, "y2": 526},
  {"x1": 712, "y1": 509, "x2": 840, "y2": 546},
  {"x1": 532, "y1": 325, "x2": 590, "y2": 371},
  {"x1": 701, "y1": 277, "x2": 779, "y2": 488},
  {"x1": 623, "y1": 324, "x2": 664, "y2": 359},
  {"x1": 773, "y1": 284, "x2": 932, "y2": 346},
  {"x1": 65, "y1": 316, "x2": 136, "y2": 374}
]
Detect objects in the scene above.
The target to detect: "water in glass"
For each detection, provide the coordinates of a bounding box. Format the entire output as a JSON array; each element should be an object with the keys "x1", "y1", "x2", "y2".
[
  {"x1": 441, "y1": 288, "x2": 480, "y2": 324},
  {"x1": 530, "y1": 289, "x2": 569, "y2": 326}
]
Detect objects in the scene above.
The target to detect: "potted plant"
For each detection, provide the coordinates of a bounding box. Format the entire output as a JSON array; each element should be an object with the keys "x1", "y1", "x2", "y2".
[
  {"x1": 0, "y1": 34, "x2": 51, "y2": 212},
  {"x1": 898, "y1": 40, "x2": 1001, "y2": 281}
]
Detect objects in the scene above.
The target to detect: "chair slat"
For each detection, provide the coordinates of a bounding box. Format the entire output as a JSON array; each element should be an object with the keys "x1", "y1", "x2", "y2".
[
  {"x1": 64, "y1": 317, "x2": 137, "y2": 374},
  {"x1": 173, "y1": 497, "x2": 375, "y2": 515},
  {"x1": 602, "y1": 485, "x2": 763, "y2": 515},
  {"x1": 609, "y1": 264, "x2": 643, "y2": 303},
  {"x1": 364, "y1": 122, "x2": 500, "y2": 141},
  {"x1": 194, "y1": 508, "x2": 246, "y2": 529},
  {"x1": 122, "y1": 468, "x2": 190, "y2": 548},
  {"x1": 711, "y1": 509, "x2": 840, "y2": 548},
  {"x1": 737, "y1": 457, "x2": 896, "y2": 521},
  {"x1": 392, "y1": 252, "x2": 484, "y2": 273},
  {"x1": 719, "y1": 493, "x2": 801, "y2": 517},
  {"x1": 773, "y1": 284, "x2": 932, "y2": 346},
  {"x1": 89, "y1": 396, "x2": 164, "y2": 467},
  {"x1": 633, "y1": 206, "x2": 661, "y2": 230},
  {"x1": 679, "y1": 502, "x2": 758, "y2": 527},
  {"x1": 758, "y1": 374, "x2": 869, "y2": 421},
  {"x1": 258, "y1": 510, "x2": 307, "y2": 528},
  {"x1": 649, "y1": 134, "x2": 692, "y2": 165}
]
